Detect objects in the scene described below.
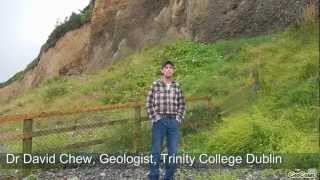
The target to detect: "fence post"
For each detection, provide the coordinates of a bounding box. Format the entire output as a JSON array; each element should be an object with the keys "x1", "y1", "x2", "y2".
[
  {"x1": 251, "y1": 69, "x2": 260, "y2": 93},
  {"x1": 22, "y1": 118, "x2": 33, "y2": 177},
  {"x1": 134, "y1": 103, "x2": 141, "y2": 153},
  {"x1": 206, "y1": 96, "x2": 212, "y2": 120}
]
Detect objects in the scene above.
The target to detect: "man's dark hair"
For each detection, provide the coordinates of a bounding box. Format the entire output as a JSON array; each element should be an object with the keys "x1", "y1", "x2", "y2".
[{"x1": 161, "y1": 60, "x2": 175, "y2": 69}]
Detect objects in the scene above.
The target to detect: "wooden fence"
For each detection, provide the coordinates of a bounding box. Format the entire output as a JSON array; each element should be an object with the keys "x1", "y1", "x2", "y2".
[{"x1": 0, "y1": 96, "x2": 212, "y2": 155}]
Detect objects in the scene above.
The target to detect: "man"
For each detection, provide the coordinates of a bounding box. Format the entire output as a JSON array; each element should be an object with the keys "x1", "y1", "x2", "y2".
[{"x1": 146, "y1": 60, "x2": 186, "y2": 180}]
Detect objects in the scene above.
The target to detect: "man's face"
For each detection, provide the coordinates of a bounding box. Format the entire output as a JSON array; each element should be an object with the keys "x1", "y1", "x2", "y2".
[{"x1": 161, "y1": 64, "x2": 175, "y2": 78}]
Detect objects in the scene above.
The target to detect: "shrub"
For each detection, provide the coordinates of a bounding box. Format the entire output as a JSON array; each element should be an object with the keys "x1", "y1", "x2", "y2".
[{"x1": 42, "y1": 78, "x2": 69, "y2": 102}]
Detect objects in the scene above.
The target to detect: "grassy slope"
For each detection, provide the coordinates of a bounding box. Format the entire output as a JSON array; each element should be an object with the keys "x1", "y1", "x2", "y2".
[
  {"x1": 0, "y1": 21, "x2": 318, "y2": 156},
  {"x1": 0, "y1": 35, "x2": 271, "y2": 114},
  {"x1": 185, "y1": 21, "x2": 319, "y2": 154}
]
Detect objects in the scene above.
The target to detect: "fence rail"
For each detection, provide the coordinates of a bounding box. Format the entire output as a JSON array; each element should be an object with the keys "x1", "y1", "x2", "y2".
[
  {"x1": 0, "y1": 96, "x2": 210, "y2": 124},
  {"x1": 0, "y1": 96, "x2": 212, "y2": 154}
]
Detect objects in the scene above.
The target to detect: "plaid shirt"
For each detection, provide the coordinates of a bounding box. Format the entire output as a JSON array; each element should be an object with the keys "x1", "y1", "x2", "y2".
[{"x1": 146, "y1": 79, "x2": 186, "y2": 123}]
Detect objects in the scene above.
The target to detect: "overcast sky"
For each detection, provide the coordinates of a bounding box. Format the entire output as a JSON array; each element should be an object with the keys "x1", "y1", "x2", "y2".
[{"x1": 0, "y1": 0, "x2": 90, "y2": 83}]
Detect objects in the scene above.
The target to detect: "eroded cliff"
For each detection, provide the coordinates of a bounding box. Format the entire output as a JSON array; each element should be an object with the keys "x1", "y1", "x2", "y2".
[{"x1": 0, "y1": 0, "x2": 313, "y2": 102}]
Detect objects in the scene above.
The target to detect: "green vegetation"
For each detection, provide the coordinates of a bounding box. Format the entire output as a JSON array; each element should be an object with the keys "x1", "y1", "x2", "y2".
[
  {"x1": 0, "y1": 71, "x2": 24, "y2": 88},
  {"x1": 0, "y1": 13, "x2": 318, "y2": 170}
]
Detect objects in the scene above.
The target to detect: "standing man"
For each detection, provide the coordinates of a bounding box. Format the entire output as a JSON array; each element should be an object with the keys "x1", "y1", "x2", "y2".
[{"x1": 146, "y1": 60, "x2": 186, "y2": 180}]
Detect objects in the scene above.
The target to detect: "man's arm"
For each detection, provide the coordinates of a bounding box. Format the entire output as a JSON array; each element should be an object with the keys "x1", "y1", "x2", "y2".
[
  {"x1": 176, "y1": 86, "x2": 186, "y2": 123},
  {"x1": 146, "y1": 84, "x2": 161, "y2": 122}
]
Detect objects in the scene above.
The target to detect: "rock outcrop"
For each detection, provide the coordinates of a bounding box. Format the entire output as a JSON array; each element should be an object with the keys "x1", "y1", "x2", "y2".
[{"x1": 0, "y1": 0, "x2": 315, "y2": 102}]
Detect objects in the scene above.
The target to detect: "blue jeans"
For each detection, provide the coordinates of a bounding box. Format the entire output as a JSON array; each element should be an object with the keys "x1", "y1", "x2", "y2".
[{"x1": 148, "y1": 116, "x2": 180, "y2": 180}]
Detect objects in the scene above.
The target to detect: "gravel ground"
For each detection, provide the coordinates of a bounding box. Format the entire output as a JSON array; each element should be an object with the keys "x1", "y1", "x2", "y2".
[
  {"x1": 1, "y1": 166, "x2": 318, "y2": 179},
  {"x1": 12, "y1": 167, "x2": 294, "y2": 180}
]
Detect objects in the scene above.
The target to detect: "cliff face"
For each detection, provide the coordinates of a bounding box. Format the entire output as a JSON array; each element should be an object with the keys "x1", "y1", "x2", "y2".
[
  {"x1": 0, "y1": 0, "x2": 313, "y2": 102},
  {"x1": 0, "y1": 24, "x2": 91, "y2": 102},
  {"x1": 86, "y1": 0, "x2": 311, "y2": 71}
]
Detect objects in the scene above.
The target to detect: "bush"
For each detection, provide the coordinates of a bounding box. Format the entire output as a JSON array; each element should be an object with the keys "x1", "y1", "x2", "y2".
[
  {"x1": 42, "y1": 78, "x2": 69, "y2": 102},
  {"x1": 43, "y1": 85, "x2": 68, "y2": 102}
]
